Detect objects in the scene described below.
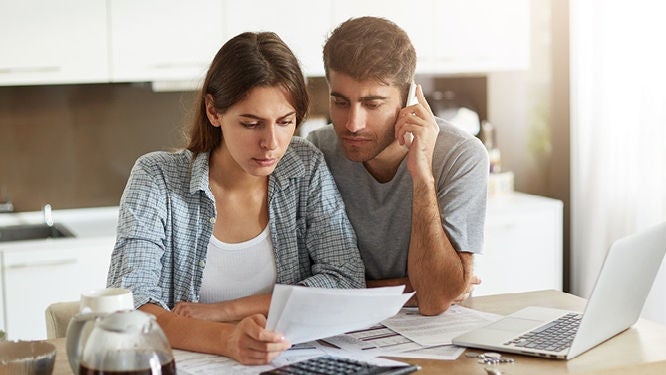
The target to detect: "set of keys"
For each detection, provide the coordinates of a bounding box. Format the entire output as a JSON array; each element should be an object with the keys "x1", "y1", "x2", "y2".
[
  {"x1": 465, "y1": 351, "x2": 515, "y2": 375},
  {"x1": 465, "y1": 351, "x2": 515, "y2": 364}
]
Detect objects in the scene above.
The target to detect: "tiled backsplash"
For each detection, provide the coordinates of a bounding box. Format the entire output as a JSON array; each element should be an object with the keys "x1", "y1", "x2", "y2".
[
  {"x1": 0, "y1": 77, "x2": 486, "y2": 212},
  {"x1": 0, "y1": 83, "x2": 195, "y2": 211}
]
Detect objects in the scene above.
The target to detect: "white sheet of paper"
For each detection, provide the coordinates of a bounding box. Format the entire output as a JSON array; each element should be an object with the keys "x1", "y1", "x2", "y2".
[
  {"x1": 382, "y1": 305, "x2": 502, "y2": 346},
  {"x1": 324, "y1": 324, "x2": 464, "y2": 360},
  {"x1": 266, "y1": 284, "x2": 412, "y2": 345}
]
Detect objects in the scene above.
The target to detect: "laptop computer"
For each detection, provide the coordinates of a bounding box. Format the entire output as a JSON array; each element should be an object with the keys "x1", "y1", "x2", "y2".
[{"x1": 452, "y1": 221, "x2": 666, "y2": 359}]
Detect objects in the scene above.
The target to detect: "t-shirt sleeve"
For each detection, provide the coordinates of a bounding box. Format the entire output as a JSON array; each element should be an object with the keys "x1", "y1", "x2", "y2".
[{"x1": 437, "y1": 137, "x2": 489, "y2": 253}]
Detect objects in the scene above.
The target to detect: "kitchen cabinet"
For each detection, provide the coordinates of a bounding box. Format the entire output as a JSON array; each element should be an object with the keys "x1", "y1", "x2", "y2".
[
  {"x1": 109, "y1": 0, "x2": 224, "y2": 85},
  {"x1": 224, "y1": 0, "x2": 333, "y2": 77},
  {"x1": 332, "y1": 0, "x2": 530, "y2": 74},
  {"x1": 0, "y1": 0, "x2": 109, "y2": 85},
  {"x1": 0, "y1": 206, "x2": 118, "y2": 340},
  {"x1": 430, "y1": 0, "x2": 530, "y2": 73},
  {"x1": 0, "y1": 0, "x2": 530, "y2": 87},
  {"x1": 331, "y1": 0, "x2": 435, "y2": 74},
  {"x1": 474, "y1": 193, "x2": 563, "y2": 296},
  {"x1": 0, "y1": 238, "x2": 114, "y2": 340}
]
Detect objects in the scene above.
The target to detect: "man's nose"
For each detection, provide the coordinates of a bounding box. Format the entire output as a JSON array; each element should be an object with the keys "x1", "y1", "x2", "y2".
[{"x1": 345, "y1": 105, "x2": 366, "y2": 133}]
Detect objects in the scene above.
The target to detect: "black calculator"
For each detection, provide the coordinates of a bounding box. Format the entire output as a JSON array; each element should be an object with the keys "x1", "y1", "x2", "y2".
[{"x1": 260, "y1": 356, "x2": 420, "y2": 375}]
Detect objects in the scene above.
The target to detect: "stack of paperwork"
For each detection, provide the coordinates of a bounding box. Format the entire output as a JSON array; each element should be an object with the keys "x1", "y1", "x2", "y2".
[{"x1": 266, "y1": 284, "x2": 413, "y2": 345}]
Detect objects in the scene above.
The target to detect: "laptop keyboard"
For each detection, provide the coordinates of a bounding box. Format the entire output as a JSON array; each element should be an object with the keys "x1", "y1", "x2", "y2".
[{"x1": 504, "y1": 313, "x2": 582, "y2": 352}]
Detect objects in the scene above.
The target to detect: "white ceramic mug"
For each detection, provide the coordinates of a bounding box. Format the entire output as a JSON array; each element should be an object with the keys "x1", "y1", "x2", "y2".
[{"x1": 79, "y1": 287, "x2": 134, "y2": 314}]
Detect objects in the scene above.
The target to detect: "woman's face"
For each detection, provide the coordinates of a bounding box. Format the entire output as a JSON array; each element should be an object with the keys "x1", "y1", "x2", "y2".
[{"x1": 206, "y1": 86, "x2": 297, "y2": 177}]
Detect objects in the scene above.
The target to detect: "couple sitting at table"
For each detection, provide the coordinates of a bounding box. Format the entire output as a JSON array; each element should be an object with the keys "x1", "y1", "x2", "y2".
[{"x1": 107, "y1": 16, "x2": 488, "y2": 365}]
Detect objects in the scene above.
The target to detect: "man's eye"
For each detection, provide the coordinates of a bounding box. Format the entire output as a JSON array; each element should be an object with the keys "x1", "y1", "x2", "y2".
[
  {"x1": 364, "y1": 101, "x2": 381, "y2": 109},
  {"x1": 331, "y1": 98, "x2": 349, "y2": 108},
  {"x1": 278, "y1": 119, "x2": 294, "y2": 127}
]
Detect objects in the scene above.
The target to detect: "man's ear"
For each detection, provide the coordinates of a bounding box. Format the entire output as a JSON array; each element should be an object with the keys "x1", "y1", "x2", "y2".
[{"x1": 205, "y1": 94, "x2": 222, "y2": 127}]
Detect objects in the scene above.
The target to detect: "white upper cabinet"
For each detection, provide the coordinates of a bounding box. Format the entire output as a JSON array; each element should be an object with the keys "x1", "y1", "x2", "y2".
[
  {"x1": 223, "y1": 0, "x2": 333, "y2": 77},
  {"x1": 109, "y1": 0, "x2": 224, "y2": 85},
  {"x1": 0, "y1": 0, "x2": 530, "y2": 87},
  {"x1": 0, "y1": 0, "x2": 109, "y2": 85},
  {"x1": 430, "y1": 0, "x2": 530, "y2": 73},
  {"x1": 331, "y1": 0, "x2": 530, "y2": 74},
  {"x1": 331, "y1": 0, "x2": 436, "y2": 75}
]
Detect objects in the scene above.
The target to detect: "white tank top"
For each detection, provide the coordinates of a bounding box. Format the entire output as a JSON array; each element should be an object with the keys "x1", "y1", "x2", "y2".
[{"x1": 199, "y1": 225, "x2": 277, "y2": 303}]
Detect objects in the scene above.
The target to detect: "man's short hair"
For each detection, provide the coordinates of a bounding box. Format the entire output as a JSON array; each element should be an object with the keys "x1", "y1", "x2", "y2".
[{"x1": 323, "y1": 16, "x2": 416, "y2": 88}]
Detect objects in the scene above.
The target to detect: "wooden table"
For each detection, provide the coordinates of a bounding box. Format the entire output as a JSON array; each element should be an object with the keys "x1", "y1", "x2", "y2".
[{"x1": 50, "y1": 290, "x2": 666, "y2": 374}]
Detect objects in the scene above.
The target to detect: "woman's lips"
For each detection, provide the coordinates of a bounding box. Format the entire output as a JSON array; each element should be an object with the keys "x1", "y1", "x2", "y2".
[{"x1": 253, "y1": 158, "x2": 277, "y2": 167}]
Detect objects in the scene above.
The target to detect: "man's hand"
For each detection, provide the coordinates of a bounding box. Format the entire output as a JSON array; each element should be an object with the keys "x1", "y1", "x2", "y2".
[
  {"x1": 453, "y1": 275, "x2": 482, "y2": 304},
  {"x1": 394, "y1": 84, "x2": 440, "y2": 179}
]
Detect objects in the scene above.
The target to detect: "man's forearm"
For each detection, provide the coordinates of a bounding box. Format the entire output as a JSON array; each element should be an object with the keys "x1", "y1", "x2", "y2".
[
  {"x1": 408, "y1": 177, "x2": 470, "y2": 315},
  {"x1": 366, "y1": 278, "x2": 418, "y2": 306}
]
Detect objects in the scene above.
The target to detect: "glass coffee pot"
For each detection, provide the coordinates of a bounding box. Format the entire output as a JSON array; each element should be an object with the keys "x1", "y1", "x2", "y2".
[{"x1": 67, "y1": 310, "x2": 175, "y2": 375}]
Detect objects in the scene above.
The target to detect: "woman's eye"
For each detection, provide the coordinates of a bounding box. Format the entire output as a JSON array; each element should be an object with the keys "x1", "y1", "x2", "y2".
[
  {"x1": 278, "y1": 119, "x2": 294, "y2": 127},
  {"x1": 241, "y1": 122, "x2": 260, "y2": 129}
]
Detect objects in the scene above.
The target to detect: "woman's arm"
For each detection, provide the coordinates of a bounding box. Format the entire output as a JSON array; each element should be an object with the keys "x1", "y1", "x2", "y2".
[
  {"x1": 172, "y1": 294, "x2": 272, "y2": 322},
  {"x1": 301, "y1": 149, "x2": 366, "y2": 289},
  {"x1": 140, "y1": 303, "x2": 289, "y2": 365}
]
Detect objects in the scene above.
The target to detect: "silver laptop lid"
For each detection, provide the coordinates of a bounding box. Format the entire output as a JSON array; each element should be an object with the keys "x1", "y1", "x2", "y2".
[{"x1": 568, "y1": 221, "x2": 666, "y2": 358}]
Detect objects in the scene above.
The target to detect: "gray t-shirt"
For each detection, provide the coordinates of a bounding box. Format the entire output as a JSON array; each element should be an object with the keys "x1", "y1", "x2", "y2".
[{"x1": 307, "y1": 118, "x2": 488, "y2": 280}]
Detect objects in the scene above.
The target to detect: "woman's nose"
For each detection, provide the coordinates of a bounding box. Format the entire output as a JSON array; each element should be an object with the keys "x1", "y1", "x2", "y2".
[{"x1": 261, "y1": 125, "x2": 279, "y2": 150}]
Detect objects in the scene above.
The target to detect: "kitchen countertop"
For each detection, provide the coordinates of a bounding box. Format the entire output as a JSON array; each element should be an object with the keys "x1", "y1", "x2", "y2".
[{"x1": 0, "y1": 206, "x2": 119, "y2": 248}]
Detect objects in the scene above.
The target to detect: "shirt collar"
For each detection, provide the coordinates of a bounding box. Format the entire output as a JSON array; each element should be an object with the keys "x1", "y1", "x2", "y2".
[
  {"x1": 188, "y1": 143, "x2": 306, "y2": 194},
  {"x1": 270, "y1": 144, "x2": 306, "y2": 190},
  {"x1": 189, "y1": 151, "x2": 210, "y2": 195}
]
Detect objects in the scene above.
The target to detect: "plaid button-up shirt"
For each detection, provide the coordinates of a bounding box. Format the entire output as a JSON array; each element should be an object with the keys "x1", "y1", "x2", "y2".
[{"x1": 107, "y1": 137, "x2": 365, "y2": 309}]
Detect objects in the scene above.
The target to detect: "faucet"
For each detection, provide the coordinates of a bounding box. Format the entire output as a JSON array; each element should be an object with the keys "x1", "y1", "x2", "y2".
[
  {"x1": 43, "y1": 204, "x2": 54, "y2": 227},
  {"x1": 0, "y1": 186, "x2": 13, "y2": 213},
  {"x1": 0, "y1": 201, "x2": 13, "y2": 213}
]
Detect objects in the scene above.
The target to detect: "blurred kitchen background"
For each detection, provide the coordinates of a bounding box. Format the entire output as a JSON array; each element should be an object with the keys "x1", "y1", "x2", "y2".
[{"x1": 1, "y1": 0, "x2": 665, "y2": 329}]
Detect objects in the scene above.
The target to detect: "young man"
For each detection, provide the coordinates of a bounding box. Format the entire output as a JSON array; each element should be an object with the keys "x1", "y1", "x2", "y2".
[{"x1": 307, "y1": 17, "x2": 489, "y2": 316}]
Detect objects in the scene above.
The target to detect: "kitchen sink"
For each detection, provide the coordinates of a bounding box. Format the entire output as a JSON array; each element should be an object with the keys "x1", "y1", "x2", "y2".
[{"x1": 0, "y1": 223, "x2": 75, "y2": 242}]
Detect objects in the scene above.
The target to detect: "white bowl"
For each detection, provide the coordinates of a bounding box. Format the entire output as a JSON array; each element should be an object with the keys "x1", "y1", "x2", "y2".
[{"x1": 0, "y1": 340, "x2": 56, "y2": 375}]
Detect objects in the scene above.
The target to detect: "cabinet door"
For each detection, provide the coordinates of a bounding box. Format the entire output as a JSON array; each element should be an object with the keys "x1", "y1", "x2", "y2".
[
  {"x1": 432, "y1": 0, "x2": 530, "y2": 73},
  {"x1": 109, "y1": 0, "x2": 224, "y2": 84},
  {"x1": 1, "y1": 239, "x2": 113, "y2": 340},
  {"x1": 331, "y1": 0, "x2": 435, "y2": 74},
  {"x1": 0, "y1": 0, "x2": 109, "y2": 86},
  {"x1": 474, "y1": 194, "x2": 563, "y2": 296},
  {"x1": 223, "y1": 0, "x2": 333, "y2": 77}
]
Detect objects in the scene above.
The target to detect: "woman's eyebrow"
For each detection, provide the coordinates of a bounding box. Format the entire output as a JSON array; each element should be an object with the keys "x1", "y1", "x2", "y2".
[{"x1": 239, "y1": 111, "x2": 296, "y2": 120}]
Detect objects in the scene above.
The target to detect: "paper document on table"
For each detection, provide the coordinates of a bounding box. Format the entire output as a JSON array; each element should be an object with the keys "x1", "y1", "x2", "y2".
[
  {"x1": 266, "y1": 284, "x2": 413, "y2": 345},
  {"x1": 382, "y1": 305, "x2": 502, "y2": 346},
  {"x1": 324, "y1": 324, "x2": 465, "y2": 360}
]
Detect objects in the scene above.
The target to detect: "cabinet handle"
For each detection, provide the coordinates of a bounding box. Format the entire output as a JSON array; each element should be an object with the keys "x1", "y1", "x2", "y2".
[
  {"x1": 7, "y1": 258, "x2": 78, "y2": 269},
  {"x1": 0, "y1": 66, "x2": 61, "y2": 74}
]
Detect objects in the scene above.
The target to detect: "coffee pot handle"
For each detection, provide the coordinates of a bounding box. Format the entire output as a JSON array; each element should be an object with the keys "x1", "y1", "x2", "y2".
[{"x1": 66, "y1": 312, "x2": 105, "y2": 374}]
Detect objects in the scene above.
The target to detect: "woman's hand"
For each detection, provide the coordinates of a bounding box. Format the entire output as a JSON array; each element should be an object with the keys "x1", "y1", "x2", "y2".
[
  {"x1": 173, "y1": 301, "x2": 229, "y2": 321},
  {"x1": 227, "y1": 314, "x2": 291, "y2": 365}
]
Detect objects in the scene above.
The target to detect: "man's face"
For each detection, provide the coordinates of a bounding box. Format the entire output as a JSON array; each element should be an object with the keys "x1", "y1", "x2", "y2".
[{"x1": 328, "y1": 71, "x2": 403, "y2": 162}]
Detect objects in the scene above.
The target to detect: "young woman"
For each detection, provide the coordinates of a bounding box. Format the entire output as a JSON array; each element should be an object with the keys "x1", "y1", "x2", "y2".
[{"x1": 107, "y1": 32, "x2": 365, "y2": 365}]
